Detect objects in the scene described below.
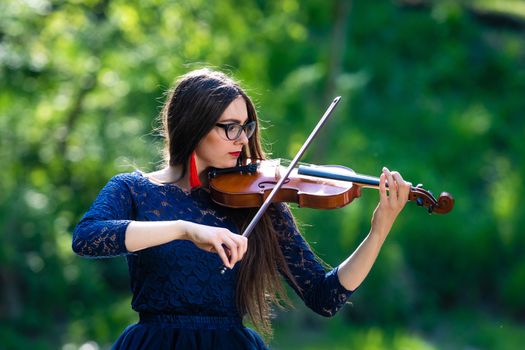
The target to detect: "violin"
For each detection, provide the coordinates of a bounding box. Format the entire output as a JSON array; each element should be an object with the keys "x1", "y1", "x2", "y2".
[
  {"x1": 213, "y1": 97, "x2": 454, "y2": 274},
  {"x1": 208, "y1": 159, "x2": 454, "y2": 215}
]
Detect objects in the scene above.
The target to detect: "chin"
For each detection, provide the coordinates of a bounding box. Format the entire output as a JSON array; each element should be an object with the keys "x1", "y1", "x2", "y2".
[
  {"x1": 226, "y1": 159, "x2": 238, "y2": 168},
  {"x1": 211, "y1": 159, "x2": 237, "y2": 169}
]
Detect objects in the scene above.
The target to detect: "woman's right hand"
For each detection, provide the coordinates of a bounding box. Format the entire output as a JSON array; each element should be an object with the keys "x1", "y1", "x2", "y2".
[{"x1": 181, "y1": 221, "x2": 248, "y2": 269}]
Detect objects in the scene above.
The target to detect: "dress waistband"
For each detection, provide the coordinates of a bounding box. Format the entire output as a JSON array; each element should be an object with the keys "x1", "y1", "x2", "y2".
[{"x1": 138, "y1": 313, "x2": 243, "y2": 330}]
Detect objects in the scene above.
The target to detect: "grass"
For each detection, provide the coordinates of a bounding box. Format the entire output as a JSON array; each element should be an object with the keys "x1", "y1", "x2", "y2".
[{"x1": 270, "y1": 308, "x2": 525, "y2": 350}]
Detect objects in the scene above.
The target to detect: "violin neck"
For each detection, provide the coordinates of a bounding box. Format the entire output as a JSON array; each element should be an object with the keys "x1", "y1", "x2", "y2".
[
  {"x1": 297, "y1": 165, "x2": 384, "y2": 189},
  {"x1": 296, "y1": 165, "x2": 453, "y2": 214}
]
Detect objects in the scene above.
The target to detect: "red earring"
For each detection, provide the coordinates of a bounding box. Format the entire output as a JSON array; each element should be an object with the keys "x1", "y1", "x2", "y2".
[{"x1": 189, "y1": 152, "x2": 202, "y2": 189}]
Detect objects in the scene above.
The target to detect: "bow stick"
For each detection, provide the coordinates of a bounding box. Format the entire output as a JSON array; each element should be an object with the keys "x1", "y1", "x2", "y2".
[{"x1": 220, "y1": 96, "x2": 342, "y2": 274}]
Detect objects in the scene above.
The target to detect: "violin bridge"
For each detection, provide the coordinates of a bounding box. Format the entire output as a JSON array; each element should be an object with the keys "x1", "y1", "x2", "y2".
[{"x1": 274, "y1": 158, "x2": 281, "y2": 180}]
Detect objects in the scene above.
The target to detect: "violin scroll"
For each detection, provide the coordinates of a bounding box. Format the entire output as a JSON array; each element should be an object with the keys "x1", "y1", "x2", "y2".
[{"x1": 409, "y1": 185, "x2": 454, "y2": 214}]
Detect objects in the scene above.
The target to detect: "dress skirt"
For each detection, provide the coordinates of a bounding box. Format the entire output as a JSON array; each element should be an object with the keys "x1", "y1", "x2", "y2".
[{"x1": 112, "y1": 313, "x2": 268, "y2": 350}]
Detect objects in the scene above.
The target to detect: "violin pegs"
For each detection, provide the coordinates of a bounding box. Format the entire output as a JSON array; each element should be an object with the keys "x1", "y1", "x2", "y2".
[
  {"x1": 416, "y1": 197, "x2": 424, "y2": 206},
  {"x1": 428, "y1": 205, "x2": 434, "y2": 214}
]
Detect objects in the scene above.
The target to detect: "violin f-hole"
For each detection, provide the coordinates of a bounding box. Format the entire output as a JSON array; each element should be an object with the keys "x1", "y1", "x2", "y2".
[{"x1": 258, "y1": 179, "x2": 290, "y2": 189}]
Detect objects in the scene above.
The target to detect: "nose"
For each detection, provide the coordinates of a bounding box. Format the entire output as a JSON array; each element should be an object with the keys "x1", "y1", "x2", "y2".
[{"x1": 234, "y1": 130, "x2": 249, "y2": 145}]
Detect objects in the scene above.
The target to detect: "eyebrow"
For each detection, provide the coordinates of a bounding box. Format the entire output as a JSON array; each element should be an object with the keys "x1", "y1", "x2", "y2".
[{"x1": 218, "y1": 118, "x2": 249, "y2": 124}]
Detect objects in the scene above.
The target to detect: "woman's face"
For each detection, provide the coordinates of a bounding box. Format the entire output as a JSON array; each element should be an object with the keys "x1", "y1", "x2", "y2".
[{"x1": 194, "y1": 95, "x2": 250, "y2": 173}]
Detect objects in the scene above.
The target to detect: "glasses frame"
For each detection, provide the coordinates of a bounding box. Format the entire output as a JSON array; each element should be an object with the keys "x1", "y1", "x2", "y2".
[{"x1": 215, "y1": 120, "x2": 256, "y2": 141}]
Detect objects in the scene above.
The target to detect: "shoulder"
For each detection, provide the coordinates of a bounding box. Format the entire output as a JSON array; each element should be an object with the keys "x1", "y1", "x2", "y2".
[
  {"x1": 102, "y1": 171, "x2": 144, "y2": 194},
  {"x1": 109, "y1": 171, "x2": 143, "y2": 185},
  {"x1": 142, "y1": 166, "x2": 182, "y2": 185}
]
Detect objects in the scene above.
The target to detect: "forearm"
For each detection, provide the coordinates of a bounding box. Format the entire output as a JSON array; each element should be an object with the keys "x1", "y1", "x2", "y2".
[
  {"x1": 336, "y1": 226, "x2": 388, "y2": 291},
  {"x1": 125, "y1": 220, "x2": 188, "y2": 252},
  {"x1": 337, "y1": 167, "x2": 410, "y2": 291}
]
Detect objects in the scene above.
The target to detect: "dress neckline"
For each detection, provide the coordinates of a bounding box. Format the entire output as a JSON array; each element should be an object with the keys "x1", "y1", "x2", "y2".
[
  {"x1": 133, "y1": 170, "x2": 208, "y2": 196},
  {"x1": 134, "y1": 170, "x2": 192, "y2": 194}
]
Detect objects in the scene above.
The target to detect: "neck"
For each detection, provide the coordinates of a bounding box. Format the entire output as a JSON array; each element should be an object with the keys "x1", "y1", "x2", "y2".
[{"x1": 165, "y1": 165, "x2": 209, "y2": 190}]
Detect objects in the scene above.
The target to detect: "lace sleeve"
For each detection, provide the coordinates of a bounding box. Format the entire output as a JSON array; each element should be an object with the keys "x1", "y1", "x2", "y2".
[
  {"x1": 72, "y1": 174, "x2": 134, "y2": 258},
  {"x1": 270, "y1": 203, "x2": 353, "y2": 317}
]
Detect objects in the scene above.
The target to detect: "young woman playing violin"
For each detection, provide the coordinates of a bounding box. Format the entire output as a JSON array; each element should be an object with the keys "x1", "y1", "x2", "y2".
[{"x1": 72, "y1": 68, "x2": 411, "y2": 349}]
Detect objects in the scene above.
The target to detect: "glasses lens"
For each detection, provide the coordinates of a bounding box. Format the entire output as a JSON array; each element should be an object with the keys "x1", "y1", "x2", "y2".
[
  {"x1": 226, "y1": 124, "x2": 242, "y2": 140},
  {"x1": 221, "y1": 121, "x2": 256, "y2": 140},
  {"x1": 244, "y1": 121, "x2": 256, "y2": 138}
]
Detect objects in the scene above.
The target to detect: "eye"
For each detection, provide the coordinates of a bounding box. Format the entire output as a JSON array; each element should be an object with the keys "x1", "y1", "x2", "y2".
[{"x1": 227, "y1": 124, "x2": 241, "y2": 133}]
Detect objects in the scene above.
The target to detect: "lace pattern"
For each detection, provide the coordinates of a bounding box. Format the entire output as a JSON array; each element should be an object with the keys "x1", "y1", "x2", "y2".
[
  {"x1": 269, "y1": 203, "x2": 352, "y2": 316},
  {"x1": 72, "y1": 172, "x2": 352, "y2": 318}
]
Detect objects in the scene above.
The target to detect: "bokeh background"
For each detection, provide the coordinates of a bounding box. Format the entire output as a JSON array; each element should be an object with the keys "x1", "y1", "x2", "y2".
[{"x1": 1, "y1": 0, "x2": 525, "y2": 349}]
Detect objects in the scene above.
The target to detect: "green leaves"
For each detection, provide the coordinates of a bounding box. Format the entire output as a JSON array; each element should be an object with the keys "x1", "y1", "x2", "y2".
[{"x1": 2, "y1": 0, "x2": 525, "y2": 348}]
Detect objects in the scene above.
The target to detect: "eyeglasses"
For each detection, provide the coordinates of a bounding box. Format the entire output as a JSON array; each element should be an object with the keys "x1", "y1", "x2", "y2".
[{"x1": 215, "y1": 121, "x2": 256, "y2": 141}]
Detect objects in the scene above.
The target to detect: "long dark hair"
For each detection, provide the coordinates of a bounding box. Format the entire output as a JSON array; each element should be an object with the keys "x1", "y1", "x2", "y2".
[{"x1": 160, "y1": 68, "x2": 300, "y2": 338}]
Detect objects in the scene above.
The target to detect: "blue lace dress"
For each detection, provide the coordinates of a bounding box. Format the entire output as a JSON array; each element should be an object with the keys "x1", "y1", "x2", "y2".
[{"x1": 72, "y1": 172, "x2": 353, "y2": 349}]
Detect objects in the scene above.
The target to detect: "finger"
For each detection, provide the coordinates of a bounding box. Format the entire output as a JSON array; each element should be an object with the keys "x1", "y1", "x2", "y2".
[
  {"x1": 391, "y1": 171, "x2": 400, "y2": 193},
  {"x1": 379, "y1": 172, "x2": 388, "y2": 203},
  {"x1": 236, "y1": 240, "x2": 244, "y2": 262},
  {"x1": 384, "y1": 167, "x2": 397, "y2": 202},
  {"x1": 229, "y1": 241, "x2": 239, "y2": 266},
  {"x1": 391, "y1": 171, "x2": 410, "y2": 203},
  {"x1": 221, "y1": 236, "x2": 239, "y2": 266},
  {"x1": 233, "y1": 235, "x2": 248, "y2": 260},
  {"x1": 214, "y1": 241, "x2": 232, "y2": 269},
  {"x1": 241, "y1": 236, "x2": 248, "y2": 257},
  {"x1": 228, "y1": 235, "x2": 243, "y2": 262},
  {"x1": 221, "y1": 244, "x2": 231, "y2": 258},
  {"x1": 235, "y1": 235, "x2": 248, "y2": 258}
]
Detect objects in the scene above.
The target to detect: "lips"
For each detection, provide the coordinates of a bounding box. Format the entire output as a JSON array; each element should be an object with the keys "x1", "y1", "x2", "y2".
[{"x1": 229, "y1": 152, "x2": 241, "y2": 157}]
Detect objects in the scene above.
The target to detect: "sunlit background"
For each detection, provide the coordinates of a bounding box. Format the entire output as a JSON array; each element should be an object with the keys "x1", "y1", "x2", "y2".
[{"x1": 1, "y1": 0, "x2": 525, "y2": 349}]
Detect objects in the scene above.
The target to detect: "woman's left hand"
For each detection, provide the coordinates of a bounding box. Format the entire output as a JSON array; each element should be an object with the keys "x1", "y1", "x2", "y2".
[
  {"x1": 336, "y1": 167, "x2": 411, "y2": 291},
  {"x1": 370, "y1": 167, "x2": 411, "y2": 237}
]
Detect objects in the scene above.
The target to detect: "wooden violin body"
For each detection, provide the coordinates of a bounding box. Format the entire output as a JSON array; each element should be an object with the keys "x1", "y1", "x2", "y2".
[
  {"x1": 209, "y1": 160, "x2": 361, "y2": 209},
  {"x1": 208, "y1": 159, "x2": 454, "y2": 214}
]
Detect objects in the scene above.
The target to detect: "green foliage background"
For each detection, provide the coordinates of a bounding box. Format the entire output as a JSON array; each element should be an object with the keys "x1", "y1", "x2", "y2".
[{"x1": 1, "y1": 0, "x2": 524, "y2": 349}]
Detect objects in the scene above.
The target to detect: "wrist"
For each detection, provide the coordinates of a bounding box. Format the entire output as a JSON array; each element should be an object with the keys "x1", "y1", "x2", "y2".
[
  {"x1": 370, "y1": 214, "x2": 394, "y2": 240},
  {"x1": 173, "y1": 220, "x2": 190, "y2": 241},
  {"x1": 369, "y1": 226, "x2": 389, "y2": 244}
]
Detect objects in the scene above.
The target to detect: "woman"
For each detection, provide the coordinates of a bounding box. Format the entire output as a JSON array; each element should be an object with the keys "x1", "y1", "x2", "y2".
[{"x1": 72, "y1": 68, "x2": 410, "y2": 349}]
